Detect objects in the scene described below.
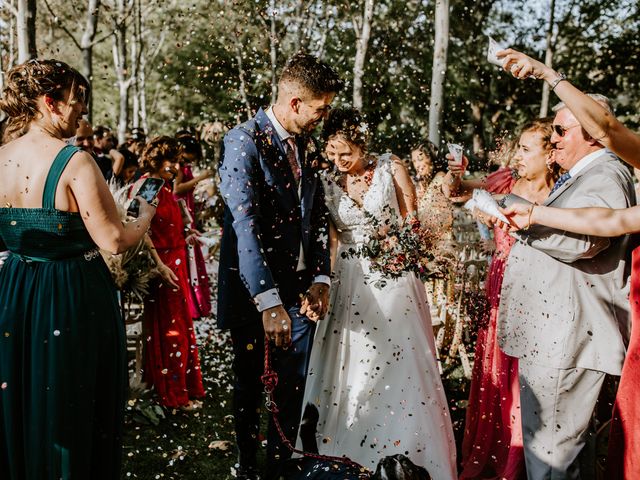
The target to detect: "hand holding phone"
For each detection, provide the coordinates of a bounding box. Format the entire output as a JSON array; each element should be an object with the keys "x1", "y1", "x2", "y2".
[{"x1": 127, "y1": 177, "x2": 164, "y2": 217}]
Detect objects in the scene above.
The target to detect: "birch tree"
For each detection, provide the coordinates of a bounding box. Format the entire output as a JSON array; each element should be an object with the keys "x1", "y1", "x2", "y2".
[
  {"x1": 3, "y1": 0, "x2": 37, "y2": 63},
  {"x1": 428, "y1": 0, "x2": 449, "y2": 147},
  {"x1": 42, "y1": 0, "x2": 108, "y2": 120},
  {"x1": 539, "y1": 0, "x2": 556, "y2": 118},
  {"x1": 352, "y1": 0, "x2": 375, "y2": 110},
  {"x1": 110, "y1": 0, "x2": 137, "y2": 143}
]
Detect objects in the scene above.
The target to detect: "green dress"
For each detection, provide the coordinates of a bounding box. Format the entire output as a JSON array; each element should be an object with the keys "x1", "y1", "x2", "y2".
[{"x1": 0, "y1": 145, "x2": 126, "y2": 479}]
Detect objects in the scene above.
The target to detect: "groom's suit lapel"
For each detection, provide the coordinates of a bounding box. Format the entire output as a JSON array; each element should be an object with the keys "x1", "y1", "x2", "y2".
[
  {"x1": 255, "y1": 108, "x2": 300, "y2": 206},
  {"x1": 297, "y1": 136, "x2": 316, "y2": 224}
]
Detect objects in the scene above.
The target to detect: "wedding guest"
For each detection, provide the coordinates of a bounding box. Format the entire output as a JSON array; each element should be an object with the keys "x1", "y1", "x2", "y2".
[
  {"x1": 218, "y1": 53, "x2": 342, "y2": 480},
  {"x1": 113, "y1": 147, "x2": 138, "y2": 188},
  {"x1": 491, "y1": 90, "x2": 634, "y2": 478},
  {"x1": 135, "y1": 136, "x2": 205, "y2": 410},
  {"x1": 74, "y1": 118, "x2": 96, "y2": 152},
  {"x1": 411, "y1": 141, "x2": 455, "y2": 244},
  {"x1": 125, "y1": 128, "x2": 146, "y2": 157},
  {"x1": 446, "y1": 119, "x2": 557, "y2": 480},
  {"x1": 299, "y1": 107, "x2": 457, "y2": 478},
  {"x1": 0, "y1": 59, "x2": 156, "y2": 480},
  {"x1": 174, "y1": 135, "x2": 212, "y2": 319},
  {"x1": 93, "y1": 126, "x2": 124, "y2": 179},
  {"x1": 499, "y1": 47, "x2": 640, "y2": 479}
]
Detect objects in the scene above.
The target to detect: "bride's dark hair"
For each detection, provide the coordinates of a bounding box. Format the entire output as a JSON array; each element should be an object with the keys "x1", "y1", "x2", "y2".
[{"x1": 322, "y1": 107, "x2": 371, "y2": 151}]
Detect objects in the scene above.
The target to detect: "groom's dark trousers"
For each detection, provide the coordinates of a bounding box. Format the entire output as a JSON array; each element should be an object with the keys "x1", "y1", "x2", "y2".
[{"x1": 230, "y1": 297, "x2": 316, "y2": 479}]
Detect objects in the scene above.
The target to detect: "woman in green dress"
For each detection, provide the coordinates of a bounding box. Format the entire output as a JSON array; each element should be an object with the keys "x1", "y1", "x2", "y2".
[{"x1": 0, "y1": 60, "x2": 156, "y2": 479}]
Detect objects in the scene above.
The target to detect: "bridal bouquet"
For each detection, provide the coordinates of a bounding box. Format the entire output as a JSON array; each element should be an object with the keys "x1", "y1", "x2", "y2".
[{"x1": 342, "y1": 206, "x2": 456, "y2": 281}]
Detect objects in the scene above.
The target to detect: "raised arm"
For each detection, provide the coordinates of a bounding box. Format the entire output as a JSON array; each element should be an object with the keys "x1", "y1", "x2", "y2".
[
  {"x1": 66, "y1": 151, "x2": 155, "y2": 254},
  {"x1": 441, "y1": 154, "x2": 487, "y2": 200},
  {"x1": 173, "y1": 168, "x2": 213, "y2": 195},
  {"x1": 499, "y1": 48, "x2": 640, "y2": 169}
]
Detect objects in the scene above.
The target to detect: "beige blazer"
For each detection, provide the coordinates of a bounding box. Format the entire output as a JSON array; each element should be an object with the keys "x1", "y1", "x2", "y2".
[{"x1": 498, "y1": 150, "x2": 635, "y2": 375}]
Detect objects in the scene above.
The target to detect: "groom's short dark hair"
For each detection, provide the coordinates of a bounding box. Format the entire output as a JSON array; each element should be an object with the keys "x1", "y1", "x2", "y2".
[{"x1": 280, "y1": 53, "x2": 343, "y2": 97}]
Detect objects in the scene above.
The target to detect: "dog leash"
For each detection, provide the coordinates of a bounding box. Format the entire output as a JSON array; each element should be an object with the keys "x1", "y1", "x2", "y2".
[{"x1": 260, "y1": 335, "x2": 372, "y2": 478}]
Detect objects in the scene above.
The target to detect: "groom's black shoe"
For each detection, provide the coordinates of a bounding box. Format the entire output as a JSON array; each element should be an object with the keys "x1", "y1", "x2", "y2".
[{"x1": 235, "y1": 464, "x2": 261, "y2": 480}]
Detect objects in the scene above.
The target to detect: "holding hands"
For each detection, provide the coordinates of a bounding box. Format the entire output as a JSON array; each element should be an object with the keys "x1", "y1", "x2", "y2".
[{"x1": 300, "y1": 282, "x2": 330, "y2": 322}]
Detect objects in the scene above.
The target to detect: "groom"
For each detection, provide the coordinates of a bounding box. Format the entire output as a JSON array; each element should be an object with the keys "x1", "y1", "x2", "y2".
[{"x1": 217, "y1": 53, "x2": 343, "y2": 480}]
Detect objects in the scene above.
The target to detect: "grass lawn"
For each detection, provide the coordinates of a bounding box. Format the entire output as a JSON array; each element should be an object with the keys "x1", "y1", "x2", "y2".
[{"x1": 121, "y1": 319, "x2": 249, "y2": 479}]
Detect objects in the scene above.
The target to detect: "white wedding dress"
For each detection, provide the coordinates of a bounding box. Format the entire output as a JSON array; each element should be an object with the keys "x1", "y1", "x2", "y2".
[{"x1": 299, "y1": 154, "x2": 457, "y2": 478}]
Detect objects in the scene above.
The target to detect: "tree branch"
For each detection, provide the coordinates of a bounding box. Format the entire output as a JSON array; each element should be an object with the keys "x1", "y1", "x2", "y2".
[
  {"x1": 89, "y1": 30, "x2": 114, "y2": 47},
  {"x1": 3, "y1": 1, "x2": 19, "y2": 17},
  {"x1": 41, "y1": 0, "x2": 82, "y2": 50}
]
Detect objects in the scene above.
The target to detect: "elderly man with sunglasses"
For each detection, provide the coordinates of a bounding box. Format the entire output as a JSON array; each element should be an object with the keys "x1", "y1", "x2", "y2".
[{"x1": 494, "y1": 92, "x2": 636, "y2": 479}]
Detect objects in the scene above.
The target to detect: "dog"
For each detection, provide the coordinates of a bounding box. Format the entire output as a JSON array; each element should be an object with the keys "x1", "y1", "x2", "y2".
[{"x1": 284, "y1": 404, "x2": 431, "y2": 479}]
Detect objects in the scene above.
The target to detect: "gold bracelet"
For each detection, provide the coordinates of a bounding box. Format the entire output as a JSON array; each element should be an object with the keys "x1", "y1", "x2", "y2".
[{"x1": 523, "y1": 204, "x2": 536, "y2": 230}]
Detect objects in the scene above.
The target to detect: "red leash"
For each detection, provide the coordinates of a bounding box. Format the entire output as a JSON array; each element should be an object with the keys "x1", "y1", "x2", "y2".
[{"x1": 260, "y1": 336, "x2": 372, "y2": 478}]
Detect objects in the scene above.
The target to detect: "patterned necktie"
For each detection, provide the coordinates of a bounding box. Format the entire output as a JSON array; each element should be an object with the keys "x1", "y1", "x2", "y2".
[
  {"x1": 286, "y1": 137, "x2": 300, "y2": 185},
  {"x1": 549, "y1": 172, "x2": 571, "y2": 196}
]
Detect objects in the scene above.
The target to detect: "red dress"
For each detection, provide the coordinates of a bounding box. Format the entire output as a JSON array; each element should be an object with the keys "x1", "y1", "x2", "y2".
[
  {"x1": 606, "y1": 246, "x2": 640, "y2": 478},
  {"x1": 175, "y1": 164, "x2": 212, "y2": 319},
  {"x1": 143, "y1": 183, "x2": 205, "y2": 408},
  {"x1": 460, "y1": 168, "x2": 525, "y2": 480}
]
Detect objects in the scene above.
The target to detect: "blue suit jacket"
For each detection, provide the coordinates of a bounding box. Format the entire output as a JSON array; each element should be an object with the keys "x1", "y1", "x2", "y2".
[{"x1": 217, "y1": 108, "x2": 331, "y2": 329}]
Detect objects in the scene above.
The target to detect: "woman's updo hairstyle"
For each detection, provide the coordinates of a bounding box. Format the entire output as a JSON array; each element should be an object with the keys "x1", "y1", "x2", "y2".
[
  {"x1": 140, "y1": 136, "x2": 181, "y2": 174},
  {"x1": 0, "y1": 59, "x2": 90, "y2": 142},
  {"x1": 322, "y1": 107, "x2": 371, "y2": 152}
]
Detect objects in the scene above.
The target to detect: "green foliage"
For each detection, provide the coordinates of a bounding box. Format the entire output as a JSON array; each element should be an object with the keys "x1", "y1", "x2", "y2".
[{"x1": 4, "y1": 0, "x2": 639, "y2": 158}]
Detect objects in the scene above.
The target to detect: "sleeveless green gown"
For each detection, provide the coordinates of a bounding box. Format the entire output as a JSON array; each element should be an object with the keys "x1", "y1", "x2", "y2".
[{"x1": 0, "y1": 145, "x2": 126, "y2": 479}]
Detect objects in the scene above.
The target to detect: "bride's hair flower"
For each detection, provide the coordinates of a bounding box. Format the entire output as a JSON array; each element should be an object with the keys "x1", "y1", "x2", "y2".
[{"x1": 322, "y1": 107, "x2": 371, "y2": 150}]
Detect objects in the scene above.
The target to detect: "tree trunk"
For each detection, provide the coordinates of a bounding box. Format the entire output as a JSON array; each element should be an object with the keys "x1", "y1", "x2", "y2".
[
  {"x1": 470, "y1": 101, "x2": 485, "y2": 159},
  {"x1": 80, "y1": 0, "x2": 101, "y2": 121},
  {"x1": 234, "y1": 48, "x2": 253, "y2": 120},
  {"x1": 9, "y1": 0, "x2": 16, "y2": 69},
  {"x1": 352, "y1": 0, "x2": 375, "y2": 110},
  {"x1": 428, "y1": 0, "x2": 449, "y2": 147},
  {"x1": 113, "y1": 18, "x2": 129, "y2": 144},
  {"x1": 269, "y1": 0, "x2": 278, "y2": 104},
  {"x1": 539, "y1": 0, "x2": 556, "y2": 118},
  {"x1": 130, "y1": 0, "x2": 142, "y2": 129},
  {"x1": 16, "y1": 0, "x2": 37, "y2": 63}
]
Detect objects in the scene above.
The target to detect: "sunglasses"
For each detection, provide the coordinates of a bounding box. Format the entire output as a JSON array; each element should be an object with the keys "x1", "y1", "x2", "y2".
[{"x1": 552, "y1": 123, "x2": 580, "y2": 137}]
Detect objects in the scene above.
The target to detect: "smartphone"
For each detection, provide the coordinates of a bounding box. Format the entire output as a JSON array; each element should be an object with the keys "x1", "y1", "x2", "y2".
[{"x1": 127, "y1": 177, "x2": 165, "y2": 217}]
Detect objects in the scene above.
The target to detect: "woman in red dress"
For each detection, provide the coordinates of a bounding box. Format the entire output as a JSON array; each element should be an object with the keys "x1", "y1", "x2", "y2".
[
  {"x1": 444, "y1": 119, "x2": 557, "y2": 479},
  {"x1": 136, "y1": 136, "x2": 205, "y2": 409},
  {"x1": 174, "y1": 135, "x2": 213, "y2": 319}
]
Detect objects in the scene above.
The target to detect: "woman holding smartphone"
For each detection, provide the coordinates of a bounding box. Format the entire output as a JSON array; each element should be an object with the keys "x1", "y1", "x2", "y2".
[
  {"x1": 134, "y1": 136, "x2": 205, "y2": 410},
  {"x1": 0, "y1": 60, "x2": 156, "y2": 479}
]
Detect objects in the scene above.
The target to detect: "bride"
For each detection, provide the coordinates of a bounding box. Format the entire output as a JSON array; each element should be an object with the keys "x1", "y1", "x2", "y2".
[{"x1": 299, "y1": 108, "x2": 457, "y2": 478}]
